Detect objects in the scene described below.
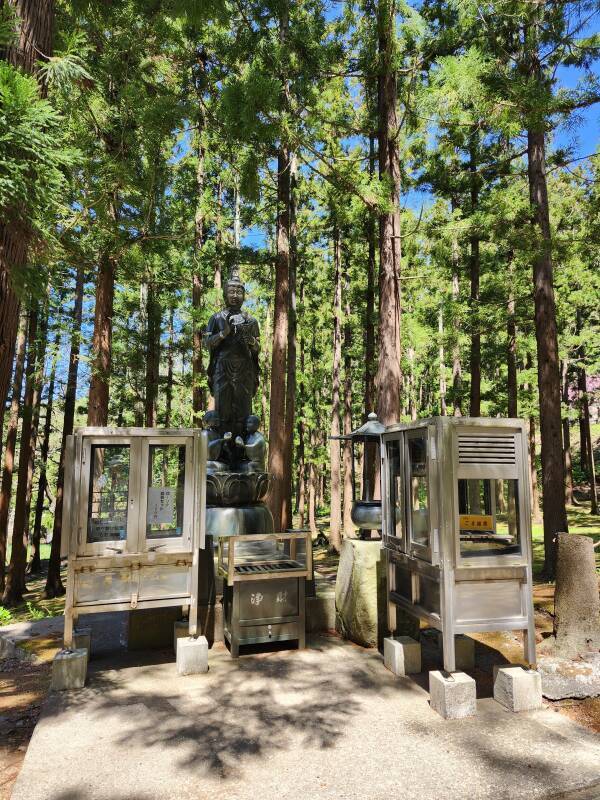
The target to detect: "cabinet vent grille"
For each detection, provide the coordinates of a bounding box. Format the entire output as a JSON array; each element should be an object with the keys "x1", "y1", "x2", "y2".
[{"x1": 458, "y1": 434, "x2": 516, "y2": 465}]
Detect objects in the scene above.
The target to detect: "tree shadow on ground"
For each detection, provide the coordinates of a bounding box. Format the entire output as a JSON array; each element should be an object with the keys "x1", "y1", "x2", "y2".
[
  {"x1": 31, "y1": 633, "x2": 600, "y2": 800},
  {"x1": 48, "y1": 635, "x2": 424, "y2": 780}
]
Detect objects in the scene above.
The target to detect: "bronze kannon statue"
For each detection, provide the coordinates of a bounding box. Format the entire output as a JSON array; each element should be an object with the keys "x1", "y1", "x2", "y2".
[
  {"x1": 204, "y1": 271, "x2": 260, "y2": 438},
  {"x1": 202, "y1": 268, "x2": 273, "y2": 522}
]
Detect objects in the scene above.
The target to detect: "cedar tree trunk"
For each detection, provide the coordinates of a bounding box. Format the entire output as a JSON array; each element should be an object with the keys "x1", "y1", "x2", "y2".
[
  {"x1": 0, "y1": 310, "x2": 27, "y2": 591},
  {"x1": 3, "y1": 308, "x2": 38, "y2": 604},
  {"x1": 88, "y1": 251, "x2": 115, "y2": 426},
  {"x1": 375, "y1": 0, "x2": 402, "y2": 426},
  {"x1": 44, "y1": 265, "x2": 84, "y2": 597},
  {"x1": 527, "y1": 127, "x2": 569, "y2": 577},
  {"x1": 329, "y1": 223, "x2": 343, "y2": 551},
  {"x1": 267, "y1": 145, "x2": 291, "y2": 532},
  {"x1": 30, "y1": 328, "x2": 59, "y2": 572}
]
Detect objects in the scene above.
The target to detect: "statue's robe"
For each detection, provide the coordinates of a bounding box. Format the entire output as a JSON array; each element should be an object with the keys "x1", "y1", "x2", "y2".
[{"x1": 205, "y1": 309, "x2": 260, "y2": 435}]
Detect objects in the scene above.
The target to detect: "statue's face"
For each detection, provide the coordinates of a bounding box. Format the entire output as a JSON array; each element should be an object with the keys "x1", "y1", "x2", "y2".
[{"x1": 225, "y1": 283, "x2": 244, "y2": 310}]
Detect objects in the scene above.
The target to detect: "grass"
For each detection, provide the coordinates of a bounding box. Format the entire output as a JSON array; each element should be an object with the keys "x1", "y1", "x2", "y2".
[
  {"x1": 531, "y1": 500, "x2": 600, "y2": 577},
  {"x1": 5, "y1": 542, "x2": 51, "y2": 562},
  {"x1": 0, "y1": 542, "x2": 66, "y2": 626}
]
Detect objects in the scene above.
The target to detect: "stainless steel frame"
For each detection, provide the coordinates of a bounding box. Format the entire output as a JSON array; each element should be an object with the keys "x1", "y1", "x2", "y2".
[
  {"x1": 217, "y1": 531, "x2": 311, "y2": 657},
  {"x1": 381, "y1": 417, "x2": 536, "y2": 672},
  {"x1": 61, "y1": 428, "x2": 207, "y2": 649}
]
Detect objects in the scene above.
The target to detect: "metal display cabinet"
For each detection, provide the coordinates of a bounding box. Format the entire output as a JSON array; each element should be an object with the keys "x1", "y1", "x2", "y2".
[
  {"x1": 217, "y1": 531, "x2": 311, "y2": 657},
  {"x1": 381, "y1": 417, "x2": 536, "y2": 672},
  {"x1": 61, "y1": 428, "x2": 207, "y2": 648}
]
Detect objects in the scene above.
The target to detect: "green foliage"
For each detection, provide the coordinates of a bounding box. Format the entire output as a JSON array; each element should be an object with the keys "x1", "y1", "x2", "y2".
[
  {"x1": 25, "y1": 602, "x2": 49, "y2": 620},
  {"x1": 0, "y1": 6, "x2": 18, "y2": 47},
  {"x1": 0, "y1": 62, "x2": 72, "y2": 238}
]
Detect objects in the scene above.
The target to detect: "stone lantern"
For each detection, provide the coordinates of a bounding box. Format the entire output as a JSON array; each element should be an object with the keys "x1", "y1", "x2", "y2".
[{"x1": 332, "y1": 411, "x2": 385, "y2": 538}]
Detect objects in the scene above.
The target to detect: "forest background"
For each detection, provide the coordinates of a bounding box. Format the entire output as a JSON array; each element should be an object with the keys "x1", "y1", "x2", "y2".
[{"x1": 0, "y1": 0, "x2": 599, "y2": 608}]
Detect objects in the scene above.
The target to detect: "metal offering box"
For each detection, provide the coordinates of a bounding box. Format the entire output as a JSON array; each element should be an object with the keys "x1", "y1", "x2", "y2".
[
  {"x1": 61, "y1": 428, "x2": 207, "y2": 648},
  {"x1": 381, "y1": 417, "x2": 536, "y2": 671},
  {"x1": 217, "y1": 531, "x2": 311, "y2": 657}
]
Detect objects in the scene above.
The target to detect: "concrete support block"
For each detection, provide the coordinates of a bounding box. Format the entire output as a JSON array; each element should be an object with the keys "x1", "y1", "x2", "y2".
[
  {"x1": 429, "y1": 670, "x2": 476, "y2": 719},
  {"x1": 176, "y1": 636, "x2": 209, "y2": 676},
  {"x1": 493, "y1": 665, "x2": 543, "y2": 712},
  {"x1": 51, "y1": 648, "x2": 88, "y2": 691},
  {"x1": 173, "y1": 620, "x2": 189, "y2": 653},
  {"x1": 73, "y1": 627, "x2": 91, "y2": 656},
  {"x1": 384, "y1": 636, "x2": 421, "y2": 676},
  {"x1": 432, "y1": 631, "x2": 475, "y2": 670}
]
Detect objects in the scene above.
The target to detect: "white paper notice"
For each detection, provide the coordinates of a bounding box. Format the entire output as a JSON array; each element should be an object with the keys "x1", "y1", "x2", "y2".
[{"x1": 147, "y1": 487, "x2": 175, "y2": 525}]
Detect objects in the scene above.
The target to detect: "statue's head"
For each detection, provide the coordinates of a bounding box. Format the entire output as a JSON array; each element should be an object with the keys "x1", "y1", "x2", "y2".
[
  {"x1": 245, "y1": 415, "x2": 260, "y2": 434},
  {"x1": 223, "y1": 273, "x2": 245, "y2": 311},
  {"x1": 203, "y1": 410, "x2": 220, "y2": 430}
]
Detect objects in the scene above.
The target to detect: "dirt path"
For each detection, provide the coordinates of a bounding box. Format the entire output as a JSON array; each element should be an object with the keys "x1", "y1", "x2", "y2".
[{"x1": 0, "y1": 657, "x2": 51, "y2": 800}]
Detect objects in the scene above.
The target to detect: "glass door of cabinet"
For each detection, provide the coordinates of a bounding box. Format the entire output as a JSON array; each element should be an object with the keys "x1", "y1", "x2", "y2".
[
  {"x1": 137, "y1": 437, "x2": 193, "y2": 552},
  {"x1": 404, "y1": 429, "x2": 432, "y2": 561},
  {"x1": 77, "y1": 437, "x2": 142, "y2": 556},
  {"x1": 382, "y1": 436, "x2": 406, "y2": 549}
]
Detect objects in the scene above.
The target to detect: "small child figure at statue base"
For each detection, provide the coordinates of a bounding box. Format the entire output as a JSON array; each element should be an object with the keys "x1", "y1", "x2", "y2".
[
  {"x1": 202, "y1": 411, "x2": 228, "y2": 472},
  {"x1": 239, "y1": 415, "x2": 266, "y2": 473}
]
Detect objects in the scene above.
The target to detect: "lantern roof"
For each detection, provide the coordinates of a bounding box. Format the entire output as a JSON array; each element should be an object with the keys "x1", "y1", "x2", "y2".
[{"x1": 330, "y1": 412, "x2": 385, "y2": 442}]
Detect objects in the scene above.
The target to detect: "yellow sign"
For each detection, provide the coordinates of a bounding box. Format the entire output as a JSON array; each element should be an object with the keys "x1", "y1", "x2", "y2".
[{"x1": 459, "y1": 514, "x2": 493, "y2": 531}]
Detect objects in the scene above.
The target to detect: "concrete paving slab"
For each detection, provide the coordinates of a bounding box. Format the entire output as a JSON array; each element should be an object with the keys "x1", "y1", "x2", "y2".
[{"x1": 10, "y1": 633, "x2": 600, "y2": 800}]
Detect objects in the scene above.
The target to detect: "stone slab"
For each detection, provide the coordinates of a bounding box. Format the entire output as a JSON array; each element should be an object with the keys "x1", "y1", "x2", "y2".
[
  {"x1": 335, "y1": 539, "x2": 386, "y2": 647},
  {"x1": 429, "y1": 670, "x2": 477, "y2": 719},
  {"x1": 494, "y1": 666, "x2": 543, "y2": 712},
  {"x1": 51, "y1": 648, "x2": 88, "y2": 691},
  {"x1": 176, "y1": 635, "x2": 209, "y2": 676},
  {"x1": 538, "y1": 652, "x2": 600, "y2": 700},
  {"x1": 384, "y1": 636, "x2": 421, "y2": 676},
  {"x1": 10, "y1": 629, "x2": 600, "y2": 800}
]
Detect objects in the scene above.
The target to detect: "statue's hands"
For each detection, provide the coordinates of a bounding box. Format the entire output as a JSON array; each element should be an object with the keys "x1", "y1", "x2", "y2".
[
  {"x1": 235, "y1": 435, "x2": 244, "y2": 448},
  {"x1": 221, "y1": 317, "x2": 231, "y2": 339}
]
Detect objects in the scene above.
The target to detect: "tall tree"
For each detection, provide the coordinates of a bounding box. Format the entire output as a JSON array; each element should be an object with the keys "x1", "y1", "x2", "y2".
[
  {"x1": 44, "y1": 265, "x2": 84, "y2": 598},
  {"x1": 375, "y1": 0, "x2": 403, "y2": 426},
  {"x1": 3, "y1": 306, "x2": 39, "y2": 604},
  {"x1": 0, "y1": 310, "x2": 27, "y2": 591},
  {"x1": 87, "y1": 249, "x2": 116, "y2": 426},
  {"x1": 329, "y1": 221, "x2": 343, "y2": 550},
  {"x1": 29, "y1": 327, "x2": 59, "y2": 573},
  {"x1": 0, "y1": 0, "x2": 54, "y2": 431},
  {"x1": 283, "y1": 155, "x2": 298, "y2": 531}
]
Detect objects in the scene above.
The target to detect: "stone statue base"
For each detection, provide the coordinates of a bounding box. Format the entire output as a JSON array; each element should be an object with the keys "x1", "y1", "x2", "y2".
[{"x1": 206, "y1": 470, "x2": 270, "y2": 507}]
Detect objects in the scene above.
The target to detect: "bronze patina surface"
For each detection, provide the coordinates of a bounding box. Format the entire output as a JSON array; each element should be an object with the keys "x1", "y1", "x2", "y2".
[{"x1": 205, "y1": 273, "x2": 260, "y2": 439}]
